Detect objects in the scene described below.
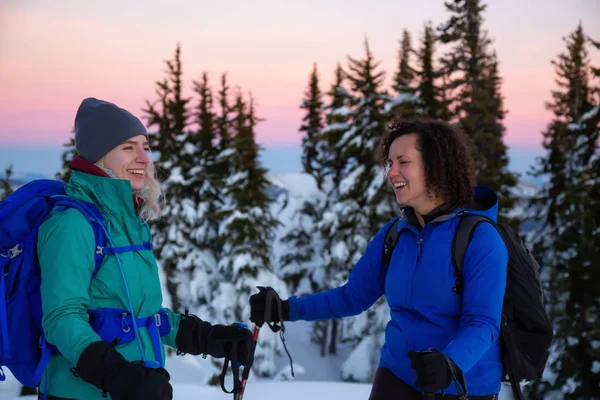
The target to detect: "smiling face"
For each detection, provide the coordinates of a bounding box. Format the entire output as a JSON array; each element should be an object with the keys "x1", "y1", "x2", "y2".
[
  {"x1": 385, "y1": 133, "x2": 443, "y2": 215},
  {"x1": 101, "y1": 135, "x2": 150, "y2": 191}
]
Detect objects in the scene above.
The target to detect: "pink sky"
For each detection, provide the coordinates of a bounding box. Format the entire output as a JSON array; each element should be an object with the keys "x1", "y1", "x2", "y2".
[{"x1": 1, "y1": 0, "x2": 598, "y2": 151}]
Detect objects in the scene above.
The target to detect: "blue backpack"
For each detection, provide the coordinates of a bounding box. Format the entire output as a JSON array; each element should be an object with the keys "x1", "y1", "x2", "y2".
[{"x1": 0, "y1": 179, "x2": 107, "y2": 388}]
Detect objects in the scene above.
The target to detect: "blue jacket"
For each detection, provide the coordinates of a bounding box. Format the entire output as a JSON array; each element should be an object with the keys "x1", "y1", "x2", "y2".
[{"x1": 287, "y1": 186, "x2": 508, "y2": 396}]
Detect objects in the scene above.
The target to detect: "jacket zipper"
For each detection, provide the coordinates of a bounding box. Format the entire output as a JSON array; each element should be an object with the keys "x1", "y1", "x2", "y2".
[{"x1": 407, "y1": 227, "x2": 422, "y2": 309}]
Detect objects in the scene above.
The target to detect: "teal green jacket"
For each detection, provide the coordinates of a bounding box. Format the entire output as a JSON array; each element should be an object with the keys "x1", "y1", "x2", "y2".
[{"x1": 37, "y1": 170, "x2": 181, "y2": 399}]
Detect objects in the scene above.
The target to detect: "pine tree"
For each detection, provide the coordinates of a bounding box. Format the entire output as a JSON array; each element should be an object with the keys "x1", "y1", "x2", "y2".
[
  {"x1": 340, "y1": 39, "x2": 393, "y2": 238},
  {"x1": 177, "y1": 72, "x2": 221, "y2": 316},
  {"x1": 477, "y1": 50, "x2": 518, "y2": 221},
  {"x1": 142, "y1": 43, "x2": 192, "y2": 313},
  {"x1": 215, "y1": 74, "x2": 234, "y2": 160},
  {"x1": 211, "y1": 74, "x2": 235, "y2": 196},
  {"x1": 214, "y1": 90, "x2": 285, "y2": 377},
  {"x1": 527, "y1": 24, "x2": 599, "y2": 399},
  {"x1": 386, "y1": 29, "x2": 419, "y2": 119},
  {"x1": 279, "y1": 64, "x2": 335, "y2": 356},
  {"x1": 144, "y1": 43, "x2": 191, "y2": 167},
  {"x1": 203, "y1": 74, "x2": 236, "y2": 327},
  {"x1": 0, "y1": 164, "x2": 14, "y2": 202},
  {"x1": 320, "y1": 63, "x2": 353, "y2": 185},
  {"x1": 311, "y1": 63, "x2": 354, "y2": 356},
  {"x1": 331, "y1": 40, "x2": 393, "y2": 381},
  {"x1": 190, "y1": 72, "x2": 221, "y2": 255},
  {"x1": 394, "y1": 30, "x2": 415, "y2": 95},
  {"x1": 438, "y1": 0, "x2": 518, "y2": 216},
  {"x1": 299, "y1": 63, "x2": 326, "y2": 188},
  {"x1": 56, "y1": 134, "x2": 76, "y2": 182},
  {"x1": 189, "y1": 74, "x2": 263, "y2": 386},
  {"x1": 416, "y1": 22, "x2": 449, "y2": 120},
  {"x1": 559, "y1": 86, "x2": 600, "y2": 400},
  {"x1": 530, "y1": 25, "x2": 595, "y2": 231},
  {"x1": 280, "y1": 64, "x2": 325, "y2": 297}
]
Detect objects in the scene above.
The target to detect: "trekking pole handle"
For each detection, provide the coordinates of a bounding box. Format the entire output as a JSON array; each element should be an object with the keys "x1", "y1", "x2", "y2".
[{"x1": 235, "y1": 324, "x2": 261, "y2": 400}]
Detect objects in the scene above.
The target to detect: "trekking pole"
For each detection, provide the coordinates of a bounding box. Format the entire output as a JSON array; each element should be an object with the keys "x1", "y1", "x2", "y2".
[{"x1": 234, "y1": 324, "x2": 261, "y2": 400}]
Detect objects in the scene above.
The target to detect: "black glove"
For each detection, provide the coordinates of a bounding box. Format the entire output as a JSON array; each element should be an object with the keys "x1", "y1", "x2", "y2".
[
  {"x1": 206, "y1": 323, "x2": 254, "y2": 366},
  {"x1": 176, "y1": 313, "x2": 254, "y2": 367},
  {"x1": 75, "y1": 341, "x2": 172, "y2": 400},
  {"x1": 249, "y1": 286, "x2": 289, "y2": 327},
  {"x1": 407, "y1": 350, "x2": 455, "y2": 394}
]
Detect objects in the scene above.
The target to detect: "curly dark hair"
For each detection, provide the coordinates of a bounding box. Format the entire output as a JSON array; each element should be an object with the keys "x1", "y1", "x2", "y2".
[{"x1": 379, "y1": 119, "x2": 476, "y2": 207}]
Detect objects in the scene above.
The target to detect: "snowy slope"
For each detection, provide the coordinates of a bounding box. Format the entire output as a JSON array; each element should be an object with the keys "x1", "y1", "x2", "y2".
[
  {"x1": 268, "y1": 320, "x2": 353, "y2": 382},
  {"x1": 268, "y1": 172, "x2": 321, "y2": 271},
  {"x1": 0, "y1": 353, "x2": 518, "y2": 400},
  {"x1": 267, "y1": 172, "x2": 326, "y2": 271},
  {"x1": 0, "y1": 368, "x2": 518, "y2": 400}
]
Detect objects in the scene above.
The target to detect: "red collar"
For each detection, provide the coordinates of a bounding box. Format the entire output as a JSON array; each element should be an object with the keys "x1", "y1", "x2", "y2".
[{"x1": 69, "y1": 155, "x2": 109, "y2": 177}]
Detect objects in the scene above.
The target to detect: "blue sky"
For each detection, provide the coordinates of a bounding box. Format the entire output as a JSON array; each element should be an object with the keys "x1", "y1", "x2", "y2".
[{"x1": 2, "y1": 0, "x2": 595, "y2": 183}]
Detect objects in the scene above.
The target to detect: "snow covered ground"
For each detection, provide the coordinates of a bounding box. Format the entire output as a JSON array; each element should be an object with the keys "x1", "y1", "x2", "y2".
[
  {"x1": 0, "y1": 319, "x2": 517, "y2": 399},
  {"x1": 2, "y1": 381, "x2": 375, "y2": 400},
  {"x1": 0, "y1": 373, "x2": 517, "y2": 400}
]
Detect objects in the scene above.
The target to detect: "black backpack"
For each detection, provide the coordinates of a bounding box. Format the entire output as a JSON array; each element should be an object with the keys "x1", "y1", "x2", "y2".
[{"x1": 382, "y1": 214, "x2": 554, "y2": 400}]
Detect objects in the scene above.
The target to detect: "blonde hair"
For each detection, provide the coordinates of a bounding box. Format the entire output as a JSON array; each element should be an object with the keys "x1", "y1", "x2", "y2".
[
  {"x1": 94, "y1": 158, "x2": 165, "y2": 222},
  {"x1": 134, "y1": 160, "x2": 165, "y2": 222}
]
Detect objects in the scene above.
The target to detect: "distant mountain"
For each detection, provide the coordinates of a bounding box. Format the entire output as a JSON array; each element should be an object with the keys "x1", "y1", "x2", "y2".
[
  {"x1": 0, "y1": 171, "x2": 52, "y2": 183},
  {"x1": 0, "y1": 172, "x2": 53, "y2": 200}
]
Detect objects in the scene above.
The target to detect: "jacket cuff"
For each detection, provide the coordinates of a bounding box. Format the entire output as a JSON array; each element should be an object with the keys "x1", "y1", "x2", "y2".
[{"x1": 75, "y1": 340, "x2": 127, "y2": 391}]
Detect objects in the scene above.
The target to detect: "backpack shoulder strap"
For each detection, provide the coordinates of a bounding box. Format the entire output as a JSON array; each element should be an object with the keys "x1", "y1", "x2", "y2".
[
  {"x1": 49, "y1": 195, "x2": 107, "y2": 280},
  {"x1": 451, "y1": 214, "x2": 494, "y2": 293},
  {"x1": 382, "y1": 217, "x2": 402, "y2": 270}
]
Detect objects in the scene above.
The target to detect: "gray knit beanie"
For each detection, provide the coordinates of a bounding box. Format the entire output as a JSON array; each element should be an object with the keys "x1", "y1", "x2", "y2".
[{"x1": 74, "y1": 97, "x2": 148, "y2": 163}]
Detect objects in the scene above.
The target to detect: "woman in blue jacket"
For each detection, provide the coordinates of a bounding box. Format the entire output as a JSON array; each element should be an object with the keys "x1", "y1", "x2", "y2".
[{"x1": 250, "y1": 119, "x2": 508, "y2": 400}]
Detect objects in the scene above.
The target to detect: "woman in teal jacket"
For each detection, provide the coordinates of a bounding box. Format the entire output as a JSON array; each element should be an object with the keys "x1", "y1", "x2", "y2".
[
  {"x1": 249, "y1": 120, "x2": 508, "y2": 400},
  {"x1": 37, "y1": 97, "x2": 253, "y2": 400}
]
